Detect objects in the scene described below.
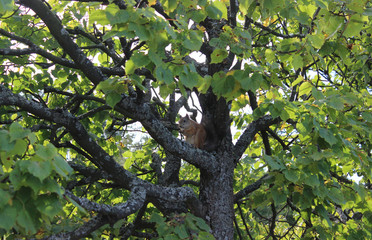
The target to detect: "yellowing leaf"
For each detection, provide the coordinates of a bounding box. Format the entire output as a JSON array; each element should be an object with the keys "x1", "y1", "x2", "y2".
[
  {"x1": 148, "y1": 0, "x2": 156, "y2": 6},
  {"x1": 299, "y1": 82, "x2": 312, "y2": 96},
  {"x1": 292, "y1": 76, "x2": 304, "y2": 87}
]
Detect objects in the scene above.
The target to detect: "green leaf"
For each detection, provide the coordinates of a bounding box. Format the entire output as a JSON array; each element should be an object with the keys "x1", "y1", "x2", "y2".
[
  {"x1": 197, "y1": 75, "x2": 212, "y2": 93},
  {"x1": 292, "y1": 55, "x2": 304, "y2": 69},
  {"x1": 36, "y1": 195, "x2": 62, "y2": 218},
  {"x1": 28, "y1": 158, "x2": 53, "y2": 181},
  {"x1": 128, "y1": 22, "x2": 151, "y2": 41},
  {"x1": 106, "y1": 91, "x2": 122, "y2": 108},
  {"x1": 237, "y1": 70, "x2": 261, "y2": 92},
  {"x1": 364, "y1": 8, "x2": 372, "y2": 16},
  {"x1": 304, "y1": 174, "x2": 320, "y2": 187},
  {"x1": 213, "y1": 1, "x2": 227, "y2": 19},
  {"x1": 206, "y1": 4, "x2": 223, "y2": 19},
  {"x1": 0, "y1": 206, "x2": 17, "y2": 231},
  {"x1": 312, "y1": 87, "x2": 324, "y2": 100},
  {"x1": 183, "y1": 31, "x2": 203, "y2": 51},
  {"x1": 211, "y1": 48, "x2": 228, "y2": 63},
  {"x1": 9, "y1": 166, "x2": 26, "y2": 190},
  {"x1": 131, "y1": 52, "x2": 151, "y2": 67},
  {"x1": 106, "y1": 9, "x2": 129, "y2": 25},
  {"x1": 199, "y1": 231, "x2": 216, "y2": 239},
  {"x1": 264, "y1": 155, "x2": 285, "y2": 170},
  {"x1": 271, "y1": 187, "x2": 287, "y2": 206},
  {"x1": 174, "y1": 225, "x2": 189, "y2": 239},
  {"x1": 52, "y1": 155, "x2": 73, "y2": 178},
  {"x1": 123, "y1": 151, "x2": 134, "y2": 169},
  {"x1": 43, "y1": 178, "x2": 63, "y2": 195},
  {"x1": 155, "y1": 65, "x2": 174, "y2": 85},
  {"x1": 124, "y1": 59, "x2": 136, "y2": 75},
  {"x1": 36, "y1": 144, "x2": 57, "y2": 161},
  {"x1": 327, "y1": 96, "x2": 344, "y2": 110},
  {"x1": 265, "y1": 49, "x2": 276, "y2": 63},
  {"x1": 361, "y1": 112, "x2": 372, "y2": 122},
  {"x1": 9, "y1": 122, "x2": 30, "y2": 142},
  {"x1": 179, "y1": 66, "x2": 199, "y2": 89},
  {"x1": 308, "y1": 33, "x2": 325, "y2": 49},
  {"x1": 0, "y1": 189, "x2": 11, "y2": 208},
  {"x1": 193, "y1": 216, "x2": 211, "y2": 232},
  {"x1": 149, "y1": 212, "x2": 165, "y2": 223},
  {"x1": 159, "y1": 0, "x2": 178, "y2": 11},
  {"x1": 344, "y1": 16, "x2": 364, "y2": 37},
  {"x1": 0, "y1": 130, "x2": 14, "y2": 152},
  {"x1": 10, "y1": 139, "x2": 27, "y2": 156},
  {"x1": 315, "y1": 205, "x2": 332, "y2": 227},
  {"x1": 211, "y1": 72, "x2": 235, "y2": 97},
  {"x1": 284, "y1": 169, "x2": 300, "y2": 183},
  {"x1": 17, "y1": 209, "x2": 37, "y2": 234},
  {"x1": 189, "y1": 9, "x2": 207, "y2": 22},
  {"x1": 0, "y1": 0, "x2": 14, "y2": 12},
  {"x1": 292, "y1": 75, "x2": 304, "y2": 87},
  {"x1": 328, "y1": 188, "x2": 345, "y2": 205},
  {"x1": 89, "y1": 10, "x2": 110, "y2": 25},
  {"x1": 318, "y1": 128, "x2": 337, "y2": 146}
]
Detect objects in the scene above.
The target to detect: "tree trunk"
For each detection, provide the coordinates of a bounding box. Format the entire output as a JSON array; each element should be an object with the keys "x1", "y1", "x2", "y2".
[{"x1": 200, "y1": 152, "x2": 235, "y2": 239}]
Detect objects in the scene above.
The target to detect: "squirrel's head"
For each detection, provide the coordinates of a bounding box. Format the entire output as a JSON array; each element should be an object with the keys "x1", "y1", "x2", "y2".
[{"x1": 178, "y1": 114, "x2": 191, "y2": 130}]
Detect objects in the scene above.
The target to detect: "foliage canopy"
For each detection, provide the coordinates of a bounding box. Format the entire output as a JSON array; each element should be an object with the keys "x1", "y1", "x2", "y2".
[{"x1": 0, "y1": 0, "x2": 372, "y2": 239}]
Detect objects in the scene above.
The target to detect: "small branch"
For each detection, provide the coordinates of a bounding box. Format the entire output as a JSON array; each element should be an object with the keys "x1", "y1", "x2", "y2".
[
  {"x1": 19, "y1": 0, "x2": 106, "y2": 85},
  {"x1": 269, "y1": 203, "x2": 277, "y2": 240},
  {"x1": 0, "y1": 29, "x2": 125, "y2": 76},
  {"x1": 151, "y1": 3, "x2": 178, "y2": 29},
  {"x1": 330, "y1": 171, "x2": 353, "y2": 184},
  {"x1": 180, "y1": 180, "x2": 200, "y2": 187},
  {"x1": 267, "y1": 129, "x2": 290, "y2": 150},
  {"x1": 0, "y1": 29, "x2": 75, "y2": 67},
  {"x1": 78, "y1": 105, "x2": 111, "y2": 120},
  {"x1": 237, "y1": 202, "x2": 254, "y2": 240},
  {"x1": 234, "y1": 174, "x2": 271, "y2": 202},
  {"x1": 261, "y1": 130, "x2": 272, "y2": 156},
  {"x1": 46, "y1": 214, "x2": 109, "y2": 240},
  {"x1": 246, "y1": 17, "x2": 306, "y2": 39}
]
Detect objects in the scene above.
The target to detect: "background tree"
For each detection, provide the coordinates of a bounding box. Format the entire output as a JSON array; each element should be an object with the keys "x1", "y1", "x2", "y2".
[{"x1": 0, "y1": 0, "x2": 372, "y2": 239}]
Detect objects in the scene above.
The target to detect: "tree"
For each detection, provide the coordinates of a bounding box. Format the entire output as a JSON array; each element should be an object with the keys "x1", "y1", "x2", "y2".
[{"x1": 0, "y1": 0, "x2": 372, "y2": 239}]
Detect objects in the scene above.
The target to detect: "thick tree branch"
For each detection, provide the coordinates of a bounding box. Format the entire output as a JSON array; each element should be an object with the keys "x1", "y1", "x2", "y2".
[
  {"x1": 233, "y1": 116, "x2": 280, "y2": 162},
  {"x1": 65, "y1": 186, "x2": 146, "y2": 218},
  {"x1": 13, "y1": 0, "x2": 217, "y2": 171},
  {"x1": 229, "y1": 0, "x2": 239, "y2": 27},
  {"x1": 0, "y1": 85, "x2": 198, "y2": 204},
  {"x1": 114, "y1": 95, "x2": 218, "y2": 171}
]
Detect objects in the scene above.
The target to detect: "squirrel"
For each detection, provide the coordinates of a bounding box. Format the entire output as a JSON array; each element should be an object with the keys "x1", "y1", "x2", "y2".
[{"x1": 178, "y1": 115, "x2": 207, "y2": 149}]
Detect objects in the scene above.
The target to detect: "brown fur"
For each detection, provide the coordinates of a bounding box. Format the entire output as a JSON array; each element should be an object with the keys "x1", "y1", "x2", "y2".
[{"x1": 178, "y1": 115, "x2": 207, "y2": 149}]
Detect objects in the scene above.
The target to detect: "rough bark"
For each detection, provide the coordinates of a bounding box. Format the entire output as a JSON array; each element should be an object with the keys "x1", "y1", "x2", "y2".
[{"x1": 200, "y1": 152, "x2": 235, "y2": 239}]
